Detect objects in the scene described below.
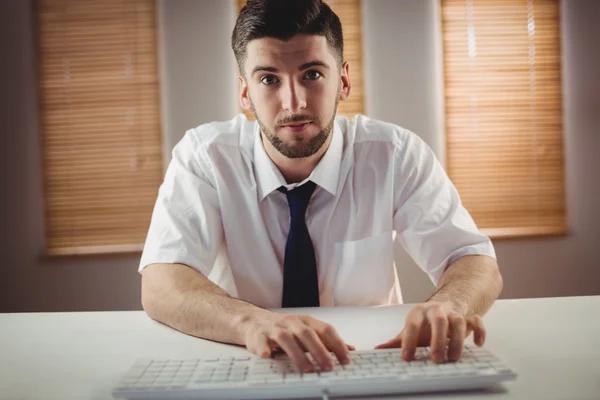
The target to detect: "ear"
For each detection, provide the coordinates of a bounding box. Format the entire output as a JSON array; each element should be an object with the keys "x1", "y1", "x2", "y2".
[
  {"x1": 239, "y1": 75, "x2": 252, "y2": 110},
  {"x1": 339, "y1": 61, "x2": 352, "y2": 101}
]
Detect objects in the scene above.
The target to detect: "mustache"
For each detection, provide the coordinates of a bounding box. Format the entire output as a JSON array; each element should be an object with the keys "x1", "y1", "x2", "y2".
[{"x1": 276, "y1": 114, "x2": 317, "y2": 126}]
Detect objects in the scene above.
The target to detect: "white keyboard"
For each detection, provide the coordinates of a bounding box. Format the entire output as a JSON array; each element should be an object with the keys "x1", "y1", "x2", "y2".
[{"x1": 112, "y1": 345, "x2": 516, "y2": 399}]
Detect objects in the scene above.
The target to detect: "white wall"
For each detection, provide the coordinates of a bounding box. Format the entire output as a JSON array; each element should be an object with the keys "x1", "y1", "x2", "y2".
[
  {"x1": 362, "y1": 0, "x2": 445, "y2": 301},
  {"x1": 157, "y1": 0, "x2": 239, "y2": 161},
  {"x1": 0, "y1": 0, "x2": 598, "y2": 312}
]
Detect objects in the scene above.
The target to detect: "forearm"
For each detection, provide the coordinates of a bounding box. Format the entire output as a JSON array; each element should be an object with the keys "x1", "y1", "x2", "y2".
[
  {"x1": 141, "y1": 263, "x2": 270, "y2": 346},
  {"x1": 427, "y1": 255, "x2": 503, "y2": 317}
]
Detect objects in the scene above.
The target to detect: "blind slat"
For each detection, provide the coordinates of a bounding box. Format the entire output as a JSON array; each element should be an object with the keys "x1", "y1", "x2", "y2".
[
  {"x1": 38, "y1": 0, "x2": 163, "y2": 254},
  {"x1": 442, "y1": 0, "x2": 565, "y2": 238}
]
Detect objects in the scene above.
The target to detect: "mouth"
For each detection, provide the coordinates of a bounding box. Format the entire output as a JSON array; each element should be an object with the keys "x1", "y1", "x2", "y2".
[{"x1": 279, "y1": 121, "x2": 313, "y2": 132}]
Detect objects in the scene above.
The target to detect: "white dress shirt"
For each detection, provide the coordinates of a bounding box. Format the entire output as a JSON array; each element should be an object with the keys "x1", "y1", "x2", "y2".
[{"x1": 139, "y1": 114, "x2": 496, "y2": 308}]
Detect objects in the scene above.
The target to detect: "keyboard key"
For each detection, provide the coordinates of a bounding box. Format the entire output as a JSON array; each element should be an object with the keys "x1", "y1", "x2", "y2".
[
  {"x1": 347, "y1": 374, "x2": 369, "y2": 381},
  {"x1": 456, "y1": 364, "x2": 474, "y2": 370},
  {"x1": 371, "y1": 368, "x2": 388, "y2": 374},
  {"x1": 133, "y1": 361, "x2": 151, "y2": 368},
  {"x1": 475, "y1": 368, "x2": 497, "y2": 376},
  {"x1": 302, "y1": 374, "x2": 319, "y2": 382},
  {"x1": 364, "y1": 374, "x2": 387, "y2": 380},
  {"x1": 168, "y1": 383, "x2": 186, "y2": 389},
  {"x1": 182, "y1": 361, "x2": 198, "y2": 367},
  {"x1": 265, "y1": 377, "x2": 284, "y2": 383},
  {"x1": 496, "y1": 368, "x2": 514, "y2": 374}
]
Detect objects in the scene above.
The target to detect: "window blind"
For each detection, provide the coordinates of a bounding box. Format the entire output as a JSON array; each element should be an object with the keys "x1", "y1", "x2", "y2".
[
  {"x1": 441, "y1": 0, "x2": 566, "y2": 238},
  {"x1": 237, "y1": 0, "x2": 365, "y2": 120},
  {"x1": 37, "y1": 0, "x2": 164, "y2": 255}
]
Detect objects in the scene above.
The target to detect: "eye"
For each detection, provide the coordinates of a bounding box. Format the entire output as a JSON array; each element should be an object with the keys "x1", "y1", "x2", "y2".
[
  {"x1": 304, "y1": 70, "x2": 322, "y2": 80},
  {"x1": 260, "y1": 75, "x2": 279, "y2": 85}
]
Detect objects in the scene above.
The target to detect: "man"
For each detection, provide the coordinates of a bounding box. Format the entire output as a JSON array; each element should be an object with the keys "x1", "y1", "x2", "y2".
[{"x1": 139, "y1": 0, "x2": 503, "y2": 374}]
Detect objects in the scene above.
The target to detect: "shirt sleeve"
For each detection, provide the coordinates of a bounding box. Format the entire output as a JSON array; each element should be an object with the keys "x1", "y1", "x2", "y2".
[
  {"x1": 392, "y1": 129, "x2": 497, "y2": 286},
  {"x1": 138, "y1": 129, "x2": 223, "y2": 277}
]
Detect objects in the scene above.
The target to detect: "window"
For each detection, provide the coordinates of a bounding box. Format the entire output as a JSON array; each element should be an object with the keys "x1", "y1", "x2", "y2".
[
  {"x1": 36, "y1": 0, "x2": 164, "y2": 255},
  {"x1": 441, "y1": 0, "x2": 566, "y2": 238},
  {"x1": 237, "y1": 0, "x2": 365, "y2": 119}
]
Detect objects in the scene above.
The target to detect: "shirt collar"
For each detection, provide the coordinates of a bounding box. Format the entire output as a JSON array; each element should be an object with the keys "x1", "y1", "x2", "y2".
[{"x1": 253, "y1": 120, "x2": 343, "y2": 201}]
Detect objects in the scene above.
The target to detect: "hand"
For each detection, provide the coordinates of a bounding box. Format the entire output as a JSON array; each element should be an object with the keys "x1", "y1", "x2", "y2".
[
  {"x1": 235, "y1": 312, "x2": 355, "y2": 372},
  {"x1": 374, "y1": 302, "x2": 486, "y2": 363}
]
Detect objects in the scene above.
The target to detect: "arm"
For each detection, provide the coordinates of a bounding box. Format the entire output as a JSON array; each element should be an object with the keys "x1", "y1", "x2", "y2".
[
  {"x1": 427, "y1": 254, "x2": 503, "y2": 317},
  {"x1": 141, "y1": 262, "x2": 267, "y2": 346}
]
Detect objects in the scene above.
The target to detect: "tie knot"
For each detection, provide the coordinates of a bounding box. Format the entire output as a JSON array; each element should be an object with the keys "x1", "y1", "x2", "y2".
[{"x1": 278, "y1": 181, "x2": 317, "y2": 219}]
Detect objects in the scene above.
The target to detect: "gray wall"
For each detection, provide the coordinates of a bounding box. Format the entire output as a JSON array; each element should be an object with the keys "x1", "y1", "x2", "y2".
[{"x1": 0, "y1": 0, "x2": 598, "y2": 313}]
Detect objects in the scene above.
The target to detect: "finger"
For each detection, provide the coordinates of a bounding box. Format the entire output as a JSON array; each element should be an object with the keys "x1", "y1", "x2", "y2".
[
  {"x1": 309, "y1": 320, "x2": 351, "y2": 366},
  {"x1": 467, "y1": 315, "x2": 486, "y2": 346},
  {"x1": 447, "y1": 314, "x2": 466, "y2": 362},
  {"x1": 427, "y1": 306, "x2": 449, "y2": 363},
  {"x1": 247, "y1": 333, "x2": 273, "y2": 358},
  {"x1": 464, "y1": 325, "x2": 474, "y2": 339},
  {"x1": 374, "y1": 335, "x2": 402, "y2": 349},
  {"x1": 292, "y1": 323, "x2": 335, "y2": 371},
  {"x1": 347, "y1": 344, "x2": 356, "y2": 351},
  {"x1": 269, "y1": 328, "x2": 313, "y2": 372},
  {"x1": 401, "y1": 307, "x2": 424, "y2": 361}
]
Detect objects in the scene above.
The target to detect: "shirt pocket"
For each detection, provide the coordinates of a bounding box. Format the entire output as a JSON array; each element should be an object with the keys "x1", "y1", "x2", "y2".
[{"x1": 332, "y1": 231, "x2": 395, "y2": 306}]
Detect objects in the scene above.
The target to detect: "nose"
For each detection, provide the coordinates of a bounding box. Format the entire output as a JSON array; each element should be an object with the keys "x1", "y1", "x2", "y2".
[{"x1": 281, "y1": 81, "x2": 307, "y2": 114}]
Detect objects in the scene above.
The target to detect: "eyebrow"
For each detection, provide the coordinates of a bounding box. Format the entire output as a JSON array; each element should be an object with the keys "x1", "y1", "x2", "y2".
[{"x1": 251, "y1": 60, "x2": 330, "y2": 77}]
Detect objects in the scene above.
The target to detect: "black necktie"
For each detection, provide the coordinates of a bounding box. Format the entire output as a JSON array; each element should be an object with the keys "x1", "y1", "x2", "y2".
[{"x1": 278, "y1": 181, "x2": 320, "y2": 308}]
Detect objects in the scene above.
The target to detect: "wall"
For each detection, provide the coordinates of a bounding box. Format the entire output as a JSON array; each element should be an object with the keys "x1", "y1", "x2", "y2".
[
  {"x1": 157, "y1": 0, "x2": 238, "y2": 162},
  {"x1": 0, "y1": 0, "x2": 597, "y2": 312}
]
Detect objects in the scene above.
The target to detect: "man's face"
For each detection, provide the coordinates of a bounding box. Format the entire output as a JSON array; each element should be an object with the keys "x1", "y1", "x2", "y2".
[{"x1": 240, "y1": 34, "x2": 350, "y2": 159}]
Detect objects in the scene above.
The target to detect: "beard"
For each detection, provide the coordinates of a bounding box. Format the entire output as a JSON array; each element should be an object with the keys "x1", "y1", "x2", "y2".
[{"x1": 250, "y1": 93, "x2": 340, "y2": 159}]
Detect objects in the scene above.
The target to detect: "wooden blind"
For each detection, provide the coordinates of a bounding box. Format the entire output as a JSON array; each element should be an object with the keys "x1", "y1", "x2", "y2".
[
  {"x1": 441, "y1": 0, "x2": 566, "y2": 238},
  {"x1": 237, "y1": 0, "x2": 364, "y2": 120},
  {"x1": 37, "y1": 0, "x2": 164, "y2": 255}
]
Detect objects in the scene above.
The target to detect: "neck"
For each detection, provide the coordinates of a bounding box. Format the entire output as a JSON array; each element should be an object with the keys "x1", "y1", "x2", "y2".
[{"x1": 261, "y1": 131, "x2": 333, "y2": 184}]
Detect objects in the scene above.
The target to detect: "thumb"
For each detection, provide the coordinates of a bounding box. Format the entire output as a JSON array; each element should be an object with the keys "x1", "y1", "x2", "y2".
[
  {"x1": 255, "y1": 334, "x2": 274, "y2": 358},
  {"x1": 374, "y1": 335, "x2": 402, "y2": 349}
]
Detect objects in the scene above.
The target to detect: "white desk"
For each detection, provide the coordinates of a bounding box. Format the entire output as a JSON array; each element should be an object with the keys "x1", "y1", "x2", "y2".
[{"x1": 1, "y1": 296, "x2": 599, "y2": 400}]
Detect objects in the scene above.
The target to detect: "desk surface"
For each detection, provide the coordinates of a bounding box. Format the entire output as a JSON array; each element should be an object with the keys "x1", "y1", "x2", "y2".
[{"x1": 1, "y1": 296, "x2": 599, "y2": 400}]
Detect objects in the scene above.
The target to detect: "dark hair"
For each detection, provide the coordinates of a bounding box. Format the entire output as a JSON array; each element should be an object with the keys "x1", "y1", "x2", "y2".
[{"x1": 231, "y1": 0, "x2": 344, "y2": 76}]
